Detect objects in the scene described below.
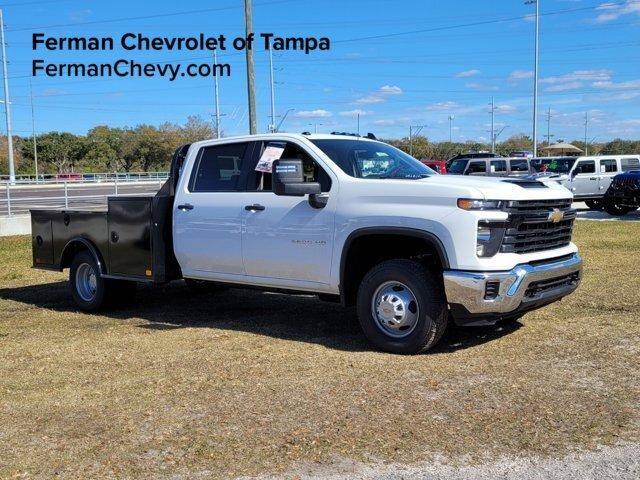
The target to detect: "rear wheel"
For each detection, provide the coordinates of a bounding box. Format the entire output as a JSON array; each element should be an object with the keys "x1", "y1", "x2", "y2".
[
  {"x1": 70, "y1": 251, "x2": 106, "y2": 311},
  {"x1": 585, "y1": 199, "x2": 603, "y2": 210},
  {"x1": 357, "y1": 259, "x2": 448, "y2": 354},
  {"x1": 604, "y1": 201, "x2": 636, "y2": 216},
  {"x1": 70, "y1": 251, "x2": 136, "y2": 311}
]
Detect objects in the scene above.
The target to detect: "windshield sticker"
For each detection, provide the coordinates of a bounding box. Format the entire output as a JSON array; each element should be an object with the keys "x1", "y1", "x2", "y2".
[{"x1": 255, "y1": 144, "x2": 285, "y2": 172}]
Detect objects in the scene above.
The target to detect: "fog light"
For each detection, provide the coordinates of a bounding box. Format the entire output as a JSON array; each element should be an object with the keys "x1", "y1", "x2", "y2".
[{"x1": 476, "y1": 221, "x2": 506, "y2": 258}]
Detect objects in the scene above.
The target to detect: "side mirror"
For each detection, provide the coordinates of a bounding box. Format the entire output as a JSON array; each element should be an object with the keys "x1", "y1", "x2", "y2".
[
  {"x1": 272, "y1": 159, "x2": 321, "y2": 196},
  {"x1": 571, "y1": 167, "x2": 580, "y2": 178}
]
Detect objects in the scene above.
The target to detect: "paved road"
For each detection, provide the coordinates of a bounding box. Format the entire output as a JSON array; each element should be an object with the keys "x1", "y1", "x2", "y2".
[{"x1": 0, "y1": 181, "x2": 164, "y2": 215}]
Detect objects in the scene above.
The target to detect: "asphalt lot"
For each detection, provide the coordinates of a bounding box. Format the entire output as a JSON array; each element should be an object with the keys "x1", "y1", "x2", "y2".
[{"x1": 0, "y1": 181, "x2": 164, "y2": 215}]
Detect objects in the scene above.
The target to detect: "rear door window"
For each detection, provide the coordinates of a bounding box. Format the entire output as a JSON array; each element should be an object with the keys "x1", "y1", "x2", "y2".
[
  {"x1": 490, "y1": 160, "x2": 507, "y2": 173},
  {"x1": 600, "y1": 159, "x2": 617, "y2": 173},
  {"x1": 189, "y1": 142, "x2": 249, "y2": 192},
  {"x1": 509, "y1": 159, "x2": 529, "y2": 172},
  {"x1": 466, "y1": 161, "x2": 486, "y2": 175}
]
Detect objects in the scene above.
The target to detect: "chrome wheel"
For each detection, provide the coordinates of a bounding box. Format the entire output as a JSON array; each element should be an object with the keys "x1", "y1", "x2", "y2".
[
  {"x1": 371, "y1": 281, "x2": 419, "y2": 338},
  {"x1": 75, "y1": 262, "x2": 97, "y2": 302}
]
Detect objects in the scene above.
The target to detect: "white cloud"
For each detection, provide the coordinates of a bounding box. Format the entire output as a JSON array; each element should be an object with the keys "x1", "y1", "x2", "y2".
[
  {"x1": 592, "y1": 79, "x2": 640, "y2": 90},
  {"x1": 541, "y1": 69, "x2": 612, "y2": 93},
  {"x1": 455, "y1": 69, "x2": 481, "y2": 78},
  {"x1": 294, "y1": 109, "x2": 332, "y2": 119},
  {"x1": 378, "y1": 85, "x2": 403, "y2": 95},
  {"x1": 594, "y1": 1, "x2": 640, "y2": 23},
  {"x1": 509, "y1": 70, "x2": 534, "y2": 81},
  {"x1": 354, "y1": 85, "x2": 403, "y2": 104},
  {"x1": 465, "y1": 82, "x2": 499, "y2": 91},
  {"x1": 339, "y1": 109, "x2": 370, "y2": 117},
  {"x1": 546, "y1": 81, "x2": 583, "y2": 92},
  {"x1": 426, "y1": 101, "x2": 462, "y2": 111},
  {"x1": 354, "y1": 95, "x2": 385, "y2": 104},
  {"x1": 523, "y1": 13, "x2": 536, "y2": 22},
  {"x1": 495, "y1": 104, "x2": 517, "y2": 113},
  {"x1": 590, "y1": 91, "x2": 640, "y2": 102},
  {"x1": 373, "y1": 119, "x2": 398, "y2": 126}
]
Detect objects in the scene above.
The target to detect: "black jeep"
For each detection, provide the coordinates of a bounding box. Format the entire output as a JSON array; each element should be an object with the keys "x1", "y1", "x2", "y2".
[{"x1": 603, "y1": 170, "x2": 640, "y2": 216}]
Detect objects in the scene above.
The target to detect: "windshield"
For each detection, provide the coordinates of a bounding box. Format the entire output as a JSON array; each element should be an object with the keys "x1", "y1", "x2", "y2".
[
  {"x1": 311, "y1": 139, "x2": 434, "y2": 179},
  {"x1": 530, "y1": 157, "x2": 577, "y2": 173},
  {"x1": 448, "y1": 159, "x2": 469, "y2": 174}
]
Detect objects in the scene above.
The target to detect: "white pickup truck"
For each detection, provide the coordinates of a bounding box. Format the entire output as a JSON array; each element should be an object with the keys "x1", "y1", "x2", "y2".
[{"x1": 30, "y1": 133, "x2": 583, "y2": 354}]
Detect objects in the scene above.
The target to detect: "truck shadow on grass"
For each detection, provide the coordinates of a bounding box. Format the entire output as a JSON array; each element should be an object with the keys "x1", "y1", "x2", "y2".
[{"x1": 0, "y1": 280, "x2": 522, "y2": 354}]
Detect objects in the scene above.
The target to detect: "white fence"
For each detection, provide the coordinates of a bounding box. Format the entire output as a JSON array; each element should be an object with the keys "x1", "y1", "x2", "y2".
[{"x1": 1, "y1": 173, "x2": 168, "y2": 216}]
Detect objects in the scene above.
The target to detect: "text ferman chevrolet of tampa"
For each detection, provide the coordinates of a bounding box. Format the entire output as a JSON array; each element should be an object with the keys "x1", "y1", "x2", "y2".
[
  {"x1": 30, "y1": 134, "x2": 583, "y2": 354},
  {"x1": 31, "y1": 33, "x2": 330, "y2": 81}
]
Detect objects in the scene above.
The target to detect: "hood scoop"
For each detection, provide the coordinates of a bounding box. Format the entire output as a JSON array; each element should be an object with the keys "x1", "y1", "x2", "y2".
[{"x1": 500, "y1": 178, "x2": 548, "y2": 188}]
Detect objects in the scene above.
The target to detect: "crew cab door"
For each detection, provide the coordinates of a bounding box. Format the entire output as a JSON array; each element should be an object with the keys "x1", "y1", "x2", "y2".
[
  {"x1": 173, "y1": 141, "x2": 254, "y2": 278},
  {"x1": 570, "y1": 159, "x2": 598, "y2": 198},
  {"x1": 597, "y1": 158, "x2": 618, "y2": 194},
  {"x1": 240, "y1": 140, "x2": 336, "y2": 286}
]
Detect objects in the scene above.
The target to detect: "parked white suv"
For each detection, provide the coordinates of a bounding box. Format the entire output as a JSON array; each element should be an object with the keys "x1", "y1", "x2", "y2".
[
  {"x1": 32, "y1": 133, "x2": 583, "y2": 354},
  {"x1": 531, "y1": 155, "x2": 640, "y2": 209}
]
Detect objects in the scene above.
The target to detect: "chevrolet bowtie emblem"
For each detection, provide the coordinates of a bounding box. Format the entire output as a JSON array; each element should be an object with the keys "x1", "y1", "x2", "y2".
[{"x1": 548, "y1": 208, "x2": 564, "y2": 223}]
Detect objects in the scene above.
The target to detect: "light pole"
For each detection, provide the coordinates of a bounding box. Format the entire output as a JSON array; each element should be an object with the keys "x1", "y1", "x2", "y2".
[
  {"x1": 448, "y1": 115, "x2": 454, "y2": 142},
  {"x1": 584, "y1": 112, "x2": 589, "y2": 156},
  {"x1": 525, "y1": 0, "x2": 540, "y2": 157},
  {"x1": 275, "y1": 108, "x2": 294, "y2": 132},
  {"x1": 489, "y1": 96, "x2": 496, "y2": 153},
  {"x1": 213, "y1": 49, "x2": 221, "y2": 137},
  {"x1": 308, "y1": 123, "x2": 322, "y2": 134},
  {"x1": 268, "y1": 48, "x2": 276, "y2": 133},
  {"x1": 0, "y1": 9, "x2": 15, "y2": 183}
]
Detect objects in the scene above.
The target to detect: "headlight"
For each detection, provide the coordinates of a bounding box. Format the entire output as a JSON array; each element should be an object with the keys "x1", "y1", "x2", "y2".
[
  {"x1": 476, "y1": 221, "x2": 506, "y2": 257},
  {"x1": 458, "y1": 198, "x2": 505, "y2": 210}
]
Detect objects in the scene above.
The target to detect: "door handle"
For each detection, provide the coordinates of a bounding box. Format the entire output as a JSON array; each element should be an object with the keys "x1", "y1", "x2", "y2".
[
  {"x1": 177, "y1": 203, "x2": 194, "y2": 211},
  {"x1": 244, "y1": 204, "x2": 265, "y2": 211},
  {"x1": 589, "y1": 177, "x2": 597, "y2": 181}
]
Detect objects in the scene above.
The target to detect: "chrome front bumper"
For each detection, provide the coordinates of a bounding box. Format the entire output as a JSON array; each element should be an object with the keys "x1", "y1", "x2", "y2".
[{"x1": 443, "y1": 253, "x2": 582, "y2": 316}]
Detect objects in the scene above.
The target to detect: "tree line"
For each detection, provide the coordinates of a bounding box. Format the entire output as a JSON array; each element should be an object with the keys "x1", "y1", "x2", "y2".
[
  {"x1": 1, "y1": 121, "x2": 639, "y2": 176},
  {"x1": 0, "y1": 116, "x2": 216, "y2": 175}
]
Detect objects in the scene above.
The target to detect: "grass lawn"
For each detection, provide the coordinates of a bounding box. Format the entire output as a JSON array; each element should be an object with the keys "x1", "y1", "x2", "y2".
[{"x1": 0, "y1": 221, "x2": 638, "y2": 478}]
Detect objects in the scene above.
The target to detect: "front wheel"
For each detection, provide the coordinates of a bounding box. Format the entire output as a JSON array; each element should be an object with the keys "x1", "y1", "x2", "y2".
[
  {"x1": 585, "y1": 199, "x2": 603, "y2": 210},
  {"x1": 357, "y1": 259, "x2": 448, "y2": 354}
]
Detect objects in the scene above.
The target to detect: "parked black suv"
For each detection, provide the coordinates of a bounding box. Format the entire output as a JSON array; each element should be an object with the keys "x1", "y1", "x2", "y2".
[{"x1": 603, "y1": 170, "x2": 640, "y2": 215}]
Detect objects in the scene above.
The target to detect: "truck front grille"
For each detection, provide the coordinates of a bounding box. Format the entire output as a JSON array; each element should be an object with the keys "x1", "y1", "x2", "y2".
[{"x1": 500, "y1": 199, "x2": 576, "y2": 254}]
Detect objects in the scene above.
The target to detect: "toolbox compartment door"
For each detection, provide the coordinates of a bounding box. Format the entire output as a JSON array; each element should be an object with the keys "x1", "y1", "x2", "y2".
[
  {"x1": 108, "y1": 197, "x2": 153, "y2": 278},
  {"x1": 31, "y1": 214, "x2": 54, "y2": 266}
]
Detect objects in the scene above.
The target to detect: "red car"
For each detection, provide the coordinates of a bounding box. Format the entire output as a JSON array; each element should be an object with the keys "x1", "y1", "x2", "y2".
[{"x1": 421, "y1": 159, "x2": 447, "y2": 174}]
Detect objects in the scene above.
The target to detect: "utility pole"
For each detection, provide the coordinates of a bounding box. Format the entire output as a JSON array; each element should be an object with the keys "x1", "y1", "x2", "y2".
[
  {"x1": 544, "y1": 107, "x2": 554, "y2": 150},
  {"x1": 525, "y1": 0, "x2": 540, "y2": 157},
  {"x1": 30, "y1": 80, "x2": 38, "y2": 181},
  {"x1": 409, "y1": 125, "x2": 426, "y2": 157},
  {"x1": 268, "y1": 48, "x2": 276, "y2": 133},
  {"x1": 244, "y1": 0, "x2": 257, "y2": 134},
  {"x1": 489, "y1": 96, "x2": 496, "y2": 153},
  {"x1": 357, "y1": 113, "x2": 360, "y2": 137},
  {"x1": 448, "y1": 115, "x2": 454, "y2": 142},
  {"x1": 584, "y1": 111, "x2": 589, "y2": 156},
  {"x1": 213, "y1": 49, "x2": 221, "y2": 138},
  {"x1": 0, "y1": 10, "x2": 15, "y2": 183}
]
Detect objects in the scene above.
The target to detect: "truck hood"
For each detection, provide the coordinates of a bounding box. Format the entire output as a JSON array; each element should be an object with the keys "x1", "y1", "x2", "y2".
[{"x1": 421, "y1": 174, "x2": 573, "y2": 200}]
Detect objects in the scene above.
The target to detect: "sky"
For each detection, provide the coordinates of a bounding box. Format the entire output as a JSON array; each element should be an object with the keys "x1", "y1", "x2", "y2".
[{"x1": 0, "y1": 0, "x2": 639, "y2": 143}]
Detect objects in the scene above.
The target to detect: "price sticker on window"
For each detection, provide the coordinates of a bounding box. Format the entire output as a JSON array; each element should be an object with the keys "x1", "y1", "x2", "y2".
[{"x1": 255, "y1": 144, "x2": 285, "y2": 173}]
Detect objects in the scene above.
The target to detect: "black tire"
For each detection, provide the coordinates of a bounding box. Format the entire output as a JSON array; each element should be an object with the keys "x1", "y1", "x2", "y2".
[
  {"x1": 604, "y1": 201, "x2": 635, "y2": 216},
  {"x1": 357, "y1": 259, "x2": 448, "y2": 354},
  {"x1": 585, "y1": 199, "x2": 603, "y2": 210},
  {"x1": 69, "y1": 250, "x2": 108, "y2": 311}
]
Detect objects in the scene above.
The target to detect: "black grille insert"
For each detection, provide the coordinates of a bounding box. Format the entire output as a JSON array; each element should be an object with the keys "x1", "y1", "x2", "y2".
[
  {"x1": 500, "y1": 199, "x2": 576, "y2": 254},
  {"x1": 525, "y1": 271, "x2": 580, "y2": 298}
]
